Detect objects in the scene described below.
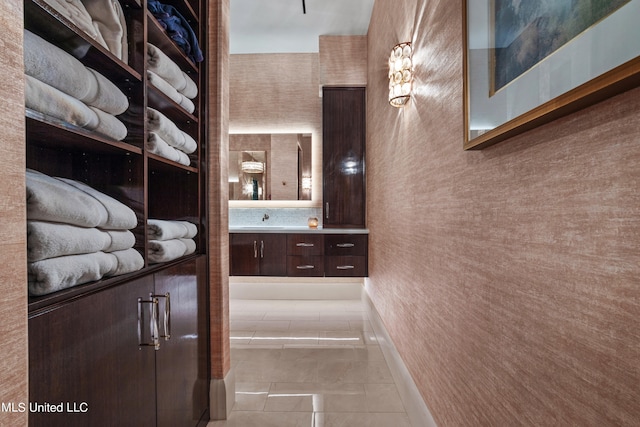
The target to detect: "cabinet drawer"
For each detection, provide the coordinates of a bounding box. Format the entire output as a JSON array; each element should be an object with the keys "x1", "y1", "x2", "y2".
[
  {"x1": 287, "y1": 234, "x2": 324, "y2": 256},
  {"x1": 325, "y1": 256, "x2": 367, "y2": 277},
  {"x1": 287, "y1": 256, "x2": 325, "y2": 277},
  {"x1": 324, "y1": 234, "x2": 367, "y2": 256}
]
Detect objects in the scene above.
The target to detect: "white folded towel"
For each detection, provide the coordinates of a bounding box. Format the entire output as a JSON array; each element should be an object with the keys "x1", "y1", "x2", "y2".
[
  {"x1": 28, "y1": 248, "x2": 144, "y2": 296},
  {"x1": 147, "y1": 70, "x2": 195, "y2": 113},
  {"x1": 82, "y1": 0, "x2": 128, "y2": 62},
  {"x1": 40, "y1": 0, "x2": 108, "y2": 49},
  {"x1": 147, "y1": 219, "x2": 197, "y2": 240},
  {"x1": 148, "y1": 238, "x2": 196, "y2": 264},
  {"x1": 147, "y1": 108, "x2": 197, "y2": 154},
  {"x1": 146, "y1": 132, "x2": 191, "y2": 166},
  {"x1": 57, "y1": 178, "x2": 138, "y2": 230},
  {"x1": 28, "y1": 251, "x2": 117, "y2": 296},
  {"x1": 24, "y1": 30, "x2": 129, "y2": 115},
  {"x1": 28, "y1": 221, "x2": 135, "y2": 262},
  {"x1": 27, "y1": 169, "x2": 108, "y2": 228},
  {"x1": 88, "y1": 106, "x2": 128, "y2": 141},
  {"x1": 25, "y1": 75, "x2": 128, "y2": 141},
  {"x1": 147, "y1": 43, "x2": 198, "y2": 99},
  {"x1": 107, "y1": 248, "x2": 145, "y2": 277}
]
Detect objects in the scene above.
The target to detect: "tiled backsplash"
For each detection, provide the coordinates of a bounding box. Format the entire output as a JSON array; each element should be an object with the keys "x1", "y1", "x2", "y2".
[{"x1": 229, "y1": 208, "x2": 322, "y2": 228}]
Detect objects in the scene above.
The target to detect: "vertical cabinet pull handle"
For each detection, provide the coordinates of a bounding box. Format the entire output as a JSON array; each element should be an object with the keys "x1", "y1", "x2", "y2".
[
  {"x1": 152, "y1": 293, "x2": 171, "y2": 340},
  {"x1": 138, "y1": 297, "x2": 160, "y2": 350},
  {"x1": 325, "y1": 202, "x2": 329, "y2": 219},
  {"x1": 260, "y1": 240, "x2": 264, "y2": 258},
  {"x1": 253, "y1": 240, "x2": 258, "y2": 258}
]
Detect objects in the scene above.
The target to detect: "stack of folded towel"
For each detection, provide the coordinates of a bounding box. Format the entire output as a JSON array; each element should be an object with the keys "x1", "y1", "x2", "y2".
[
  {"x1": 147, "y1": 43, "x2": 198, "y2": 113},
  {"x1": 27, "y1": 169, "x2": 144, "y2": 296},
  {"x1": 24, "y1": 30, "x2": 129, "y2": 141},
  {"x1": 39, "y1": 0, "x2": 128, "y2": 62},
  {"x1": 146, "y1": 107, "x2": 196, "y2": 166},
  {"x1": 147, "y1": 219, "x2": 197, "y2": 263}
]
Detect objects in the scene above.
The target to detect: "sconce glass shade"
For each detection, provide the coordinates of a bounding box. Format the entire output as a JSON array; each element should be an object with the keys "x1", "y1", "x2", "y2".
[
  {"x1": 388, "y1": 42, "x2": 413, "y2": 107},
  {"x1": 241, "y1": 161, "x2": 264, "y2": 174}
]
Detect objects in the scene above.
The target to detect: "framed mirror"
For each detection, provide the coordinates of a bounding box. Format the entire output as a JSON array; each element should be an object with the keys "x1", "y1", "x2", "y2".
[{"x1": 229, "y1": 133, "x2": 318, "y2": 206}]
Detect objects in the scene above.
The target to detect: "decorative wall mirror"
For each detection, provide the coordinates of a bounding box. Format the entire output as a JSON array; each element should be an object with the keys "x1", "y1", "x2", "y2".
[{"x1": 229, "y1": 133, "x2": 315, "y2": 203}]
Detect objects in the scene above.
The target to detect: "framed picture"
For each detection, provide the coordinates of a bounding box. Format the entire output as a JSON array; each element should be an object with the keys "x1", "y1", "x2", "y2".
[{"x1": 464, "y1": 0, "x2": 640, "y2": 150}]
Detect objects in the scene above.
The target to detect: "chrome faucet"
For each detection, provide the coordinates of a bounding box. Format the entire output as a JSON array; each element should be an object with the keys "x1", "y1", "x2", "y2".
[{"x1": 262, "y1": 213, "x2": 270, "y2": 221}]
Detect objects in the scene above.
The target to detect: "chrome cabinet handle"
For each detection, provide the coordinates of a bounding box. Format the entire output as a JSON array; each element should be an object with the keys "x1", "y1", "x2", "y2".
[
  {"x1": 325, "y1": 202, "x2": 329, "y2": 219},
  {"x1": 152, "y1": 293, "x2": 171, "y2": 340},
  {"x1": 260, "y1": 240, "x2": 264, "y2": 258},
  {"x1": 296, "y1": 265, "x2": 315, "y2": 269},
  {"x1": 336, "y1": 265, "x2": 355, "y2": 270},
  {"x1": 253, "y1": 240, "x2": 258, "y2": 258},
  {"x1": 336, "y1": 243, "x2": 355, "y2": 248},
  {"x1": 296, "y1": 243, "x2": 314, "y2": 247},
  {"x1": 138, "y1": 297, "x2": 160, "y2": 350}
]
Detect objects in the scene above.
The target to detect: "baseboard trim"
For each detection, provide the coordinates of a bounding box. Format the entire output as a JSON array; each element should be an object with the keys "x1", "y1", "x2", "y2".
[
  {"x1": 362, "y1": 286, "x2": 438, "y2": 427},
  {"x1": 209, "y1": 367, "x2": 236, "y2": 420}
]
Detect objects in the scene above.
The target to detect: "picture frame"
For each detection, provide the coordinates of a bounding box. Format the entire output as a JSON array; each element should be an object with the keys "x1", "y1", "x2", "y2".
[{"x1": 463, "y1": 0, "x2": 640, "y2": 150}]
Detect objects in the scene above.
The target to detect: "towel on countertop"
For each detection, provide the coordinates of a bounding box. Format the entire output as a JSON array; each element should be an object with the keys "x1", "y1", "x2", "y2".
[
  {"x1": 146, "y1": 132, "x2": 191, "y2": 166},
  {"x1": 148, "y1": 238, "x2": 196, "y2": 264},
  {"x1": 24, "y1": 30, "x2": 129, "y2": 115},
  {"x1": 147, "y1": 43, "x2": 198, "y2": 98},
  {"x1": 40, "y1": 0, "x2": 108, "y2": 49},
  {"x1": 146, "y1": 107, "x2": 197, "y2": 154},
  {"x1": 25, "y1": 75, "x2": 128, "y2": 141},
  {"x1": 82, "y1": 0, "x2": 129, "y2": 62},
  {"x1": 27, "y1": 169, "x2": 109, "y2": 228},
  {"x1": 28, "y1": 221, "x2": 135, "y2": 262},
  {"x1": 58, "y1": 178, "x2": 138, "y2": 230},
  {"x1": 28, "y1": 248, "x2": 144, "y2": 296},
  {"x1": 147, "y1": 219, "x2": 197, "y2": 240},
  {"x1": 147, "y1": 70, "x2": 195, "y2": 113}
]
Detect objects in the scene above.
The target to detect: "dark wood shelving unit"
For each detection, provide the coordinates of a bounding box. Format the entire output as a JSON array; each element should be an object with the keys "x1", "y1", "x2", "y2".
[{"x1": 25, "y1": 0, "x2": 210, "y2": 424}]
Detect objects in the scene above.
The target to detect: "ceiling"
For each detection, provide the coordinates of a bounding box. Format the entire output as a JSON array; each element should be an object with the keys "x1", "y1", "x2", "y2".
[{"x1": 230, "y1": 0, "x2": 376, "y2": 54}]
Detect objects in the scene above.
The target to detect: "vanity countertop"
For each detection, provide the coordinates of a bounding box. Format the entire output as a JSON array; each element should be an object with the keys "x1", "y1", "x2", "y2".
[{"x1": 229, "y1": 226, "x2": 369, "y2": 234}]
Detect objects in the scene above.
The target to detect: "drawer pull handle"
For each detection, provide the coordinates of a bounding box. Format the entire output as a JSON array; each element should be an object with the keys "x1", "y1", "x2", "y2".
[
  {"x1": 336, "y1": 265, "x2": 355, "y2": 270},
  {"x1": 138, "y1": 297, "x2": 160, "y2": 350},
  {"x1": 297, "y1": 265, "x2": 315, "y2": 269},
  {"x1": 296, "y1": 243, "x2": 314, "y2": 247},
  {"x1": 337, "y1": 243, "x2": 355, "y2": 248}
]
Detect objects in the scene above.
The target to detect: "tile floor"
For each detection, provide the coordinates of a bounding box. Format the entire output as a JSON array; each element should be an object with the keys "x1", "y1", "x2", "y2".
[{"x1": 208, "y1": 297, "x2": 413, "y2": 427}]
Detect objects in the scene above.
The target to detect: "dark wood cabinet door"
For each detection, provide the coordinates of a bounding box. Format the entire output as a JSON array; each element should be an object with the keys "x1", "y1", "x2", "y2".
[
  {"x1": 258, "y1": 234, "x2": 287, "y2": 276},
  {"x1": 154, "y1": 257, "x2": 209, "y2": 427},
  {"x1": 29, "y1": 277, "x2": 157, "y2": 427},
  {"x1": 322, "y1": 87, "x2": 366, "y2": 228},
  {"x1": 230, "y1": 233, "x2": 261, "y2": 275}
]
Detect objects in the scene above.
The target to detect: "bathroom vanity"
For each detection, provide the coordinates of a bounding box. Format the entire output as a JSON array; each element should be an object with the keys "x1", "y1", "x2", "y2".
[{"x1": 229, "y1": 228, "x2": 368, "y2": 278}]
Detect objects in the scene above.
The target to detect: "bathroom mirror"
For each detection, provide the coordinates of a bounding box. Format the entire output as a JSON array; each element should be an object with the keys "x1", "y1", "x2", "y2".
[{"x1": 229, "y1": 133, "x2": 313, "y2": 202}]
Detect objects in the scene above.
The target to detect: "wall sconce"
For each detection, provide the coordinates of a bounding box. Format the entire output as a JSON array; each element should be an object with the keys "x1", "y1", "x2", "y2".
[
  {"x1": 301, "y1": 176, "x2": 312, "y2": 190},
  {"x1": 388, "y1": 42, "x2": 413, "y2": 107},
  {"x1": 241, "y1": 161, "x2": 264, "y2": 174}
]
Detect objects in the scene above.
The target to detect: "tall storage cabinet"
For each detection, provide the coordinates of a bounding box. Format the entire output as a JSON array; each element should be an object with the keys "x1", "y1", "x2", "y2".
[
  {"x1": 322, "y1": 87, "x2": 366, "y2": 228},
  {"x1": 24, "y1": 0, "x2": 210, "y2": 425}
]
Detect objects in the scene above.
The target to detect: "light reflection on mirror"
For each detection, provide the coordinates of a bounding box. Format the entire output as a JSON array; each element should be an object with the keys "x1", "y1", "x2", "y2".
[{"x1": 229, "y1": 133, "x2": 312, "y2": 201}]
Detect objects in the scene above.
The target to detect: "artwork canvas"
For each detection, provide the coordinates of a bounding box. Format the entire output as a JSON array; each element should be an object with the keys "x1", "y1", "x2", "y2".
[{"x1": 492, "y1": 0, "x2": 630, "y2": 94}]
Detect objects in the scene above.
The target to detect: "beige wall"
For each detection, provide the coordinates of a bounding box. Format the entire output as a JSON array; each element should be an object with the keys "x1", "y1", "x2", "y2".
[
  {"x1": 366, "y1": 1, "x2": 640, "y2": 426},
  {"x1": 0, "y1": 1, "x2": 28, "y2": 426},
  {"x1": 319, "y1": 35, "x2": 367, "y2": 86}
]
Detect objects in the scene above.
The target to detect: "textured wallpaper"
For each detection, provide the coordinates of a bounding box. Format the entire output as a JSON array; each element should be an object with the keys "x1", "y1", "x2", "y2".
[{"x1": 366, "y1": 0, "x2": 640, "y2": 425}]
